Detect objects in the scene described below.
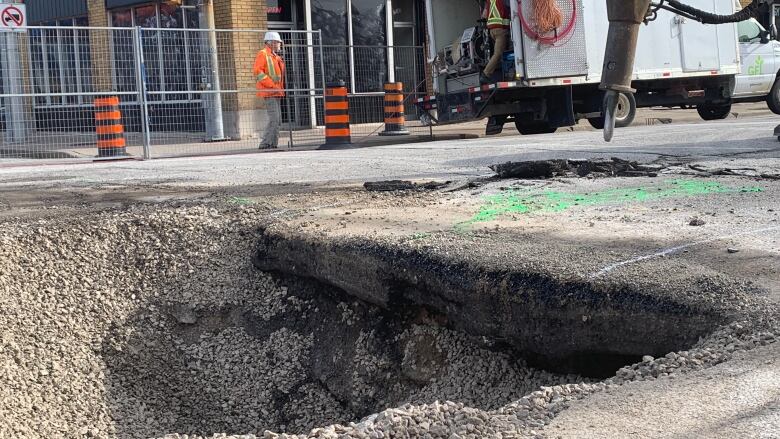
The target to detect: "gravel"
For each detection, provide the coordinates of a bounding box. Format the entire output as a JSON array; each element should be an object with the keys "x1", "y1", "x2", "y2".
[
  {"x1": 0, "y1": 204, "x2": 291, "y2": 438},
  {"x1": 152, "y1": 314, "x2": 779, "y2": 439},
  {"x1": 0, "y1": 201, "x2": 581, "y2": 438}
]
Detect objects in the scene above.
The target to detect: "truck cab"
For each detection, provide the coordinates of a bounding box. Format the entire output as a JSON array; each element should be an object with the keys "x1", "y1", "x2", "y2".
[{"x1": 733, "y1": 17, "x2": 780, "y2": 114}]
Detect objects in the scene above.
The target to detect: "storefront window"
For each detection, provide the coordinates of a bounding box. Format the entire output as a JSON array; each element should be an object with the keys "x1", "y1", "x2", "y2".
[
  {"x1": 43, "y1": 22, "x2": 62, "y2": 104},
  {"x1": 111, "y1": 8, "x2": 133, "y2": 27},
  {"x1": 392, "y1": 0, "x2": 415, "y2": 23},
  {"x1": 268, "y1": 0, "x2": 293, "y2": 22},
  {"x1": 313, "y1": 0, "x2": 349, "y2": 85},
  {"x1": 313, "y1": 0, "x2": 348, "y2": 45},
  {"x1": 75, "y1": 17, "x2": 93, "y2": 98},
  {"x1": 134, "y1": 5, "x2": 158, "y2": 28},
  {"x1": 28, "y1": 17, "x2": 93, "y2": 106},
  {"x1": 351, "y1": 0, "x2": 386, "y2": 92},
  {"x1": 309, "y1": 0, "x2": 392, "y2": 92},
  {"x1": 109, "y1": 2, "x2": 202, "y2": 103},
  {"x1": 160, "y1": 2, "x2": 188, "y2": 100}
]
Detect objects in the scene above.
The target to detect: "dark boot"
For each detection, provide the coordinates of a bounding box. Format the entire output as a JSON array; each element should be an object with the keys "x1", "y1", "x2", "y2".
[{"x1": 479, "y1": 72, "x2": 493, "y2": 85}]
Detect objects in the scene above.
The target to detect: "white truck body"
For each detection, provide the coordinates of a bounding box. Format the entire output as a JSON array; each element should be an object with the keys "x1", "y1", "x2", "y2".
[
  {"x1": 425, "y1": 0, "x2": 740, "y2": 90},
  {"x1": 421, "y1": 0, "x2": 742, "y2": 132}
]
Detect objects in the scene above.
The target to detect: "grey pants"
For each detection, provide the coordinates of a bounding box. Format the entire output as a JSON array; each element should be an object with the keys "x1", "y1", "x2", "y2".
[{"x1": 260, "y1": 97, "x2": 282, "y2": 148}]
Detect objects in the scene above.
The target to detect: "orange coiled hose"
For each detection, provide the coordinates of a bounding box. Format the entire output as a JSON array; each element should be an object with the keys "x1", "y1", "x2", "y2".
[{"x1": 532, "y1": 0, "x2": 563, "y2": 34}]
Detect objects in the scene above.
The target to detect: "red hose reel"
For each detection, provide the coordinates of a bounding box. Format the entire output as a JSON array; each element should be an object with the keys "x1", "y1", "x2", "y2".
[{"x1": 517, "y1": 0, "x2": 578, "y2": 45}]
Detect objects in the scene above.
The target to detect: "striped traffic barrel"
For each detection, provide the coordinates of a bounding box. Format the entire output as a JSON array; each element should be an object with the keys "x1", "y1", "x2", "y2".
[
  {"x1": 379, "y1": 82, "x2": 409, "y2": 136},
  {"x1": 94, "y1": 96, "x2": 127, "y2": 157},
  {"x1": 323, "y1": 81, "x2": 351, "y2": 146}
]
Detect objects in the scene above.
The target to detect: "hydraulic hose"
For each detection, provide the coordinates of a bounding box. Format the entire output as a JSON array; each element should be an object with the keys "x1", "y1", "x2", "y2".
[{"x1": 660, "y1": 0, "x2": 762, "y2": 24}]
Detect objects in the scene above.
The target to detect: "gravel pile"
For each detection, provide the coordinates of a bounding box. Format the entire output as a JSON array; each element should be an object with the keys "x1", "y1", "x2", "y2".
[
  {"x1": 0, "y1": 204, "x2": 286, "y2": 438},
  {"x1": 155, "y1": 314, "x2": 779, "y2": 439},
  {"x1": 1, "y1": 202, "x2": 586, "y2": 438}
]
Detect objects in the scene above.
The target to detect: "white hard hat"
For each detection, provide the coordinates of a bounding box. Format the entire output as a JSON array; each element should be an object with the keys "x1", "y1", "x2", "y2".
[{"x1": 264, "y1": 32, "x2": 283, "y2": 43}]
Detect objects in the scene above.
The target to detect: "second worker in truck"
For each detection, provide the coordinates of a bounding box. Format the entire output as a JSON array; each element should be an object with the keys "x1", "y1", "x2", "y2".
[{"x1": 481, "y1": 0, "x2": 511, "y2": 84}]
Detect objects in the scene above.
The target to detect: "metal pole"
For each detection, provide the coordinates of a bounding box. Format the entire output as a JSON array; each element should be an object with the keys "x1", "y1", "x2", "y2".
[
  {"x1": 3, "y1": 31, "x2": 27, "y2": 143},
  {"x1": 304, "y1": 0, "x2": 317, "y2": 128},
  {"x1": 133, "y1": 26, "x2": 152, "y2": 159},
  {"x1": 385, "y1": 0, "x2": 395, "y2": 83},
  {"x1": 347, "y1": 3, "x2": 356, "y2": 93},
  {"x1": 199, "y1": 0, "x2": 226, "y2": 141},
  {"x1": 319, "y1": 32, "x2": 326, "y2": 127},
  {"x1": 285, "y1": 55, "x2": 294, "y2": 149}
]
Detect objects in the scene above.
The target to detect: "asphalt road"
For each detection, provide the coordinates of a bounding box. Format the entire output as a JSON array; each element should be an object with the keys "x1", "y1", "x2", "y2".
[{"x1": 1, "y1": 113, "x2": 779, "y2": 189}]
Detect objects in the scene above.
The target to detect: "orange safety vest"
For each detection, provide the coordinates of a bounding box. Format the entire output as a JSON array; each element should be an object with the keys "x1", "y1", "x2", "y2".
[
  {"x1": 253, "y1": 47, "x2": 286, "y2": 98},
  {"x1": 486, "y1": 0, "x2": 510, "y2": 29}
]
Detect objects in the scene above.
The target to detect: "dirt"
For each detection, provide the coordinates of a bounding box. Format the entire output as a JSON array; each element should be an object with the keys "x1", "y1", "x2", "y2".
[
  {"x1": 1, "y1": 167, "x2": 778, "y2": 438},
  {"x1": 546, "y1": 342, "x2": 780, "y2": 438},
  {"x1": 489, "y1": 158, "x2": 664, "y2": 179}
]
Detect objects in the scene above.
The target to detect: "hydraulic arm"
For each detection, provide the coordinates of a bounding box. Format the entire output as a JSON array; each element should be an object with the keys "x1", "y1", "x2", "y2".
[{"x1": 600, "y1": 0, "x2": 773, "y2": 141}]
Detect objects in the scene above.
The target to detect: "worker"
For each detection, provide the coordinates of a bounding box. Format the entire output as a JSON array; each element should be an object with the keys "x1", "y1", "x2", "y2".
[
  {"x1": 481, "y1": 0, "x2": 511, "y2": 84},
  {"x1": 254, "y1": 32, "x2": 286, "y2": 149}
]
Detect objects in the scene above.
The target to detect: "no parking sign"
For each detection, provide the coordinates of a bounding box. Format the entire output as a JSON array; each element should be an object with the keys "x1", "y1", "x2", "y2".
[{"x1": 0, "y1": 4, "x2": 26, "y2": 32}]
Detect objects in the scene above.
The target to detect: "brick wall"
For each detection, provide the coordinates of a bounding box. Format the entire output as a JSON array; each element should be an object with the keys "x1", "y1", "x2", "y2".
[
  {"x1": 213, "y1": 0, "x2": 267, "y2": 113},
  {"x1": 87, "y1": 0, "x2": 113, "y2": 93}
]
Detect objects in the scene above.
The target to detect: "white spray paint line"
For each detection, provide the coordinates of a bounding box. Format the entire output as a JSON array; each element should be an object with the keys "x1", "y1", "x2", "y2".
[{"x1": 590, "y1": 225, "x2": 780, "y2": 279}]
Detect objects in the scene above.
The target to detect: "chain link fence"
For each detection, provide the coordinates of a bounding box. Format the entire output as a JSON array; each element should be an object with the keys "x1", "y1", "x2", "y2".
[{"x1": 0, "y1": 26, "x2": 431, "y2": 162}]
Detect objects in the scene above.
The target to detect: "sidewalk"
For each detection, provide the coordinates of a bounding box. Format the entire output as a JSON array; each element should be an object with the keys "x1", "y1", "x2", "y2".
[{"x1": 0, "y1": 102, "x2": 774, "y2": 164}]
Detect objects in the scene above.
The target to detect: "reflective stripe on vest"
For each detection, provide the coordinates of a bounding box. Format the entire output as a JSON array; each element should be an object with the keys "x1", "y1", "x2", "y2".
[
  {"x1": 487, "y1": 0, "x2": 510, "y2": 26},
  {"x1": 265, "y1": 50, "x2": 281, "y2": 83}
]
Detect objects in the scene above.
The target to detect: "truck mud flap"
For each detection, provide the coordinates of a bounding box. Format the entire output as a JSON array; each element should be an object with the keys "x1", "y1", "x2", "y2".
[
  {"x1": 546, "y1": 86, "x2": 576, "y2": 128},
  {"x1": 486, "y1": 115, "x2": 506, "y2": 135}
]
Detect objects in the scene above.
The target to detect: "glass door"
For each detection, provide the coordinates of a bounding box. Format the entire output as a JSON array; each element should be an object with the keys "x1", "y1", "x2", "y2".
[
  {"x1": 391, "y1": 0, "x2": 424, "y2": 117},
  {"x1": 268, "y1": 0, "x2": 311, "y2": 129}
]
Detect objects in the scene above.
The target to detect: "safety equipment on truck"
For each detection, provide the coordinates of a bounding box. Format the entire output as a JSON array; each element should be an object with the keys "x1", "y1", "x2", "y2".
[
  {"x1": 531, "y1": 0, "x2": 563, "y2": 34},
  {"x1": 518, "y1": 0, "x2": 577, "y2": 45}
]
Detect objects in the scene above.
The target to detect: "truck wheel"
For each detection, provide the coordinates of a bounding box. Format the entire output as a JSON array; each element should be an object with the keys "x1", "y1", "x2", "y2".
[
  {"x1": 696, "y1": 103, "x2": 732, "y2": 121},
  {"x1": 515, "y1": 120, "x2": 557, "y2": 135},
  {"x1": 766, "y1": 77, "x2": 780, "y2": 115},
  {"x1": 587, "y1": 92, "x2": 636, "y2": 129}
]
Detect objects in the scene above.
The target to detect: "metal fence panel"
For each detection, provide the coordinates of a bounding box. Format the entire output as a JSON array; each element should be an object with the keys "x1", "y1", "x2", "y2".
[
  {"x1": 0, "y1": 25, "x2": 431, "y2": 162},
  {"x1": 0, "y1": 27, "x2": 146, "y2": 161}
]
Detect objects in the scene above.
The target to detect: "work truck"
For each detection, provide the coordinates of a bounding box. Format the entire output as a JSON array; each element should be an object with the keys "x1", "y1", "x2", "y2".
[{"x1": 416, "y1": 0, "x2": 741, "y2": 134}]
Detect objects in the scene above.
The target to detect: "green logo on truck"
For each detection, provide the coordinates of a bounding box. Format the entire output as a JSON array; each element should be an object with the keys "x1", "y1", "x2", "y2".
[{"x1": 748, "y1": 55, "x2": 764, "y2": 75}]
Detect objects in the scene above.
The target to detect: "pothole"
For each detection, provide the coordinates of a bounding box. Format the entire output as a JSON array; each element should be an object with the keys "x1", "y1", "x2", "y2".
[
  {"x1": 0, "y1": 202, "x2": 775, "y2": 438},
  {"x1": 100, "y1": 272, "x2": 584, "y2": 437}
]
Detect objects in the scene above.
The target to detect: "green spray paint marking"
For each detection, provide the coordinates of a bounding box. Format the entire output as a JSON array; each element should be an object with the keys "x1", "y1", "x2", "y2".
[{"x1": 459, "y1": 180, "x2": 762, "y2": 228}]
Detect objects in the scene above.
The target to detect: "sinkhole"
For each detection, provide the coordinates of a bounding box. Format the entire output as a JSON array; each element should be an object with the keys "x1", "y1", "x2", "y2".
[{"x1": 0, "y1": 204, "x2": 740, "y2": 437}]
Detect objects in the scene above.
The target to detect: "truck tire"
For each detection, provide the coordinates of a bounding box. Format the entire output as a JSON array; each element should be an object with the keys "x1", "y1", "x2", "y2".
[
  {"x1": 515, "y1": 120, "x2": 557, "y2": 135},
  {"x1": 766, "y1": 77, "x2": 780, "y2": 115},
  {"x1": 587, "y1": 92, "x2": 636, "y2": 129},
  {"x1": 696, "y1": 103, "x2": 732, "y2": 121}
]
